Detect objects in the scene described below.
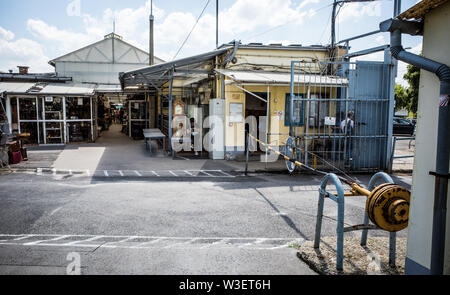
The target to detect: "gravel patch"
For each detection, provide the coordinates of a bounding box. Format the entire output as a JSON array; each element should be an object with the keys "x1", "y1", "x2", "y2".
[{"x1": 296, "y1": 236, "x2": 407, "y2": 275}]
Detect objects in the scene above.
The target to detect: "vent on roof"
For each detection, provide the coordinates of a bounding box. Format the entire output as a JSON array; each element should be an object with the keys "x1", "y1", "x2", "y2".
[
  {"x1": 310, "y1": 45, "x2": 324, "y2": 47},
  {"x1": 27, "y1": 84, "x2": 46, "y2": 93},
  {"x1": 17, "y1": 66, "x2": 29, "y2": 75},
  {"x1": 269, "y1": 43, "x2": 282, "y2": 46},
  {"x1": 288, "y1": 44, "x2": 303, "y2": 47},
  {"x1": 248, "y1": 43, "x2": 263, "y2": 46},
  {"x1": 104, "y1": 32, "x2": 123, "y2": 40}
]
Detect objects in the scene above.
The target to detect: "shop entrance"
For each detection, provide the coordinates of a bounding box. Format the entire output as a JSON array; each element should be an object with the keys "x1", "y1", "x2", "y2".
[{"x1": 245, "y1": 92, "x2": 267, "y2": 152}]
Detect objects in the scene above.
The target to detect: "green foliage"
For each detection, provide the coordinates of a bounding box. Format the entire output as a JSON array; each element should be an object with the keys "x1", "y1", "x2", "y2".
[
  {"x1": 394, "y1": 84, "x2": 408, "y2": 111},
  {"x1": 395, "y1": 63, "x2": 420, "y2": 115},
  {"x1": 403, "y1": 64, "x2": 420, "y2": 114}
]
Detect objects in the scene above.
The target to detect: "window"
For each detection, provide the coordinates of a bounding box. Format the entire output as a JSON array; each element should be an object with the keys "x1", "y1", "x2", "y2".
[{"x1": 285, "y1": 93, "x2": 305, "y2": 126}]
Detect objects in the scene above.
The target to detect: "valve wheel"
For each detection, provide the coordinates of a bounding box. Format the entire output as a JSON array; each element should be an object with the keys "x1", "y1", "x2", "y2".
[{"x1": 365, "y1": 183, "x2": 411, "y2": 232}]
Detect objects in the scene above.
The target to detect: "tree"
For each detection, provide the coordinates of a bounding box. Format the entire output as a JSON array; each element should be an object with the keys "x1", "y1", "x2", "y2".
[
  {"x1": 403, "y1": 64, "x2": 420, "y2": 115},
  {"x1": 394, "y1": 83, "x2": 409, "y2": 111},
  {"x1": 394, "y1": 64, "x2": 421, "y2": 116}
]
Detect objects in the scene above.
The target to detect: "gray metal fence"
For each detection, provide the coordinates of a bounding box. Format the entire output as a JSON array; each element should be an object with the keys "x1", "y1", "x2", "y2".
[{"x1": 290, "y1": 60, "x2": 392, "y2": 172}]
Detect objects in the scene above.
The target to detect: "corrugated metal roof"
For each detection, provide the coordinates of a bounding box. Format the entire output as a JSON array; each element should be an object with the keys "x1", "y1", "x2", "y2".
[
  {"x1": 216, "y1": 70, "x2": 348, "y2": 86},
  {"x1": 398, "y1": 0, "x2": 449, "y2": 19},
  {"x1": 0, "y1": 82, "x2": 36, "y2": 94},
  {"x1": 38, "y1": 83, "x2": 96, "y2": 96},
  {"x1": 95, "y1": 84, "x2": 123, "y2": 93}
]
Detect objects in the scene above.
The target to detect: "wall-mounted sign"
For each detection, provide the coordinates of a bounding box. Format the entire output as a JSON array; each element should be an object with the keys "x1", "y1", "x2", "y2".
[
  {"x1": 229, "y1": 103, "x2": 243, "y2": 123},
  {"x1": 78, "y1": 98, "x2": 84, "y2": 106},
  {"x1": 45, "y1": 97, "x2": 53, "y2": 102},
  {"x1": 324, "y1": 116, "x2": 336, "y2": 126}
]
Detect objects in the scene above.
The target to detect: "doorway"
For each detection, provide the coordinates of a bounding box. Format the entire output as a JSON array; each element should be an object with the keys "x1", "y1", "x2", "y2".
[{"x1": 245, "y1": 92, "x2": 267, "y2": 152}]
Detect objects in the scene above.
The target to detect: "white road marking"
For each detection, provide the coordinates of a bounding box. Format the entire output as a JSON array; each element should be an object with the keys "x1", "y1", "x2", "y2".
[
  {"x1": 13, "y1": 235, "x2": 36, "y2": 241},
  {"x1": 49, "y1": 206, "x2": 63, "y2": 216},
  {"x1": 200, "y1": 170, "x2": 214, "y2": 177},
  {"x1": 23, "y1": 235, "x2": 70, "y2": 246},
  {"x1": 64, "y1": 235, "x2": 104, "y2": 246},
  {"x1": 13, "y1": 169, "x2": 236, "y2": 178},
  {"x1": 131, "y1": 238, "x2": 164, "y2": 249},
  {"x1": 184, "y1": 170, "x2": 194, "y2": 176},
  {"x1": 0, "y1": 234, "x2": 300, "y2": 250}
]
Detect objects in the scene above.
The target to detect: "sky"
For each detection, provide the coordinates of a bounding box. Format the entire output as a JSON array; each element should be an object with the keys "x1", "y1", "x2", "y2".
[{"x1": 0, "y1": 0, "x2": 422, "y2": 86}]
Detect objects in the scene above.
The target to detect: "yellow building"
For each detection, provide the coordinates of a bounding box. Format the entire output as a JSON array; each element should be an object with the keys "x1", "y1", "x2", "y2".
[{"x1": 120, "y1": 42, "x2": 346, "y2": 159}]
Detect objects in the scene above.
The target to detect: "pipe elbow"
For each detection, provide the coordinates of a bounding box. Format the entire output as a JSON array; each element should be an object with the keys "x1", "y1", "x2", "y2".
[
  {"x1": 436, "y1": 64, "x2": 450, "y2": 83},
  {"x1": 390, "y1": 45, "x2": 403, "y2": 59}
]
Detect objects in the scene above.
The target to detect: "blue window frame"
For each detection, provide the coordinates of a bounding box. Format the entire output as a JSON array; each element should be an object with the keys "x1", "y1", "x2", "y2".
[{"x1": 285, "y1": 93, "x2": 305, "y2": 126}]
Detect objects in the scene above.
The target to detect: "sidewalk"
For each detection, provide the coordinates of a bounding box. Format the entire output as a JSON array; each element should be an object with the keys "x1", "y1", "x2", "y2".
[{"x1": 3, "y1": 125, "x2": 414, "y2": 175}]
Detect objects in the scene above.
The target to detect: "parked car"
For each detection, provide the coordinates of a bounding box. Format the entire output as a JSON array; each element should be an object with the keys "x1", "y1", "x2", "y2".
[
  {"x1": 406, "y1": 118, "x2": 417, "y2": 126},
  {"x1": 393, "y1": 117, "x2": 415, "y2": 135}
]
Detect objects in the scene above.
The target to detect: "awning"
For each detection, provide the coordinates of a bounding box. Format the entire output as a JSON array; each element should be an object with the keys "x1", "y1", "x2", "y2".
[
  {"x1": 0, "y1": 82, "x2": 37, "y2": 94},
  {"x1": 0, "y1": 82, "x2": 96, "y2": 96},
  {"x1": 36, "y1": 83, "x2": 96, "y2": 96},
  {"x1": 119, "y1": 47, "x2": 231, "y2": 89},
  {"x1": 95, "y1": 84, "x2": 123, "y2": 93},
  {"x1": 215, "y1": 69, "x2": 348, "y2": 86}
]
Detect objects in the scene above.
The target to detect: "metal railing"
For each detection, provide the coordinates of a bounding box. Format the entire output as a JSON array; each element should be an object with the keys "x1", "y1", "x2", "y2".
[{"x1": 389, "y1": 136, "x2": 415, "y2": 172}]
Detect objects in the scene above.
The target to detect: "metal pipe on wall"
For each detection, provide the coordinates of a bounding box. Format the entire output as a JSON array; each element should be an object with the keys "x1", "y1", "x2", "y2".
[{"x1": 383, "y1": 21, "x2": 450, "y2": 275}]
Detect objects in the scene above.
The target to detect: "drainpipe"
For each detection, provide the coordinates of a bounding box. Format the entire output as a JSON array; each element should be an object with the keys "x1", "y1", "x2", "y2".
[{"x1": 381, "y1": 19, "x2": 450, "y2": 275}]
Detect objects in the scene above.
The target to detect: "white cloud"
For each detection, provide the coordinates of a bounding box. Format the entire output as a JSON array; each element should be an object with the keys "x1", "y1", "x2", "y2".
[
  {"x1": 375, "y1": 35, "x2": 385, "y2": 45},
  {"x1": 0, "y1": 27, "x2": 14, "y2": 41},
  {"x1": 0, "y1": 26, "x2": 51, "y2": 73},
  {"x1": 338, "y1": 2, "x2": 381, "y2": 23},
  {"x1": 220, "y1": 0, "x2": 311, "y2": 35}
]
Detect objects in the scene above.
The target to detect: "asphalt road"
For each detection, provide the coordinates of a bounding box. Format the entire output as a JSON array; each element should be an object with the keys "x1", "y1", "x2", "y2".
[{"x1": 0, "y1": 169, "x2": 411, "y2": 275}]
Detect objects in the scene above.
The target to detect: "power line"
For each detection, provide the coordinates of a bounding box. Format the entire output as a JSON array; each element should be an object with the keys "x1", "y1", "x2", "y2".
[{"x1": 172, "y1": 0, "x2": 211, "y2": 61}]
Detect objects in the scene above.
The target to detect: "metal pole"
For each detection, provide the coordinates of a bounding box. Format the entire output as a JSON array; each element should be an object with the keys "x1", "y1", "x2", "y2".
[
  {"x1": 265, "y1": 85, "x2": 270, "y2": 168},
  {"x1": 63, "y1": 97, "x2": 67, "y2": 144},
  {"x1": 168, "y1": 75, "x2": 174, "y2": 156},
  {"x1": 290, "y1": 61, "x2": 295, "y2": 137},
  {"x1": 216, "y1": 0, "x2": 219, "y2": 49},
  {"x1": 245, "y1": 130, "x2": 250, "y2": 175},
  {"x1": 331, "y1": 0, "x2": 337, "y2": 62},
  {"x1": 149, "y1": 0, "x2": 154, "y2": 65}
]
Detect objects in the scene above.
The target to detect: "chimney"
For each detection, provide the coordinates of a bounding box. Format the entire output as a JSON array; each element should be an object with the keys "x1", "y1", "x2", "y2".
[
  {"x1": 17, "y1": 66, "x2": 29, "y2": 75},
  {"x1": 149, "y1": 0, "x2": 154, "y2": 65}
]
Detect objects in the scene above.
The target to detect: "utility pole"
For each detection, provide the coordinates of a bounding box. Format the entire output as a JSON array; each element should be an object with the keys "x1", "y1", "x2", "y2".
[
  {"x1": 330, "y1": 0, "x2": 377, "y2": 62},
  {"x1": 149, "y1": 0, "x2": 154, "y2": 65},
  {"x1": 216, "y1": 0, "x2": 219, "y2": 48}
]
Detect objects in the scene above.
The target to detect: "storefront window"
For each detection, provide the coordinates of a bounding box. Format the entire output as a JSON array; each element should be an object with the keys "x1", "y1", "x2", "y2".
[
  {"x1": 43, "y1": 97, "x2": 63, "y2": 120},
  {"x1": 285, "y1": 93, "x2": 305, "y2": 126},
  {"x1": 19, "y1": 97, "x2": 37, "y2": 120},
  {"x1": 66, "y1": 97, "x2": 91, "y2": 120}
]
